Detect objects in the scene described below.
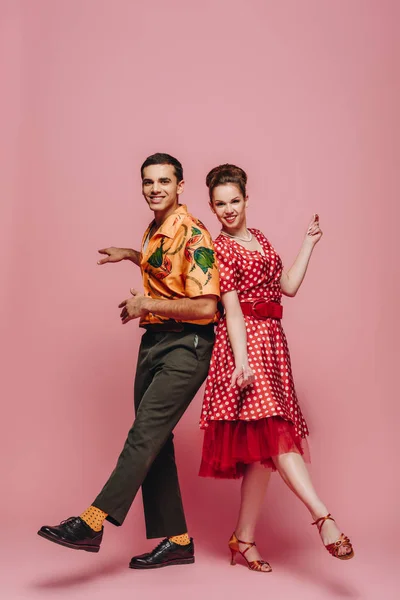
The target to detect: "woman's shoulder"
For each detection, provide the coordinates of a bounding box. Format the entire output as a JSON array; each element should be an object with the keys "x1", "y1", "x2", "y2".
[
  {"x1": 249, "y1": 227, "x2": 267, "y2": 241},
  {"x1": 250, "y1": 228, "x2": 276, "y2": 248},
  {"x1": 213, "y1": 234, "x2": 237, "y2": 263},
  {"x1": 214, "y1": 232, "x2": 232, "y2": 249}
]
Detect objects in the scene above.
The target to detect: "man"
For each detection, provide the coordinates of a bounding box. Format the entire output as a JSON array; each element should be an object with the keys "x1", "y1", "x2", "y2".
[{"x1": 38, "y1": 153, "x2": 220, "y2": 569}]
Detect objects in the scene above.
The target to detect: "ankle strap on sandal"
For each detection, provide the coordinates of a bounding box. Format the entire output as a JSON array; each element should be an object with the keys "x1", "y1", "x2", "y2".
[
  {"x1": 235, "y1": 537, "x2": 256, "y2": 557},
  {"x1": 311, "y1": 513, "x2": 335, "y2": 533}
]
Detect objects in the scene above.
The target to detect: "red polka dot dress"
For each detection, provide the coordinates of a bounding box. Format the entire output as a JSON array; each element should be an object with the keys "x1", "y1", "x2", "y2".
[{"x1": 199, "y1": 229, "x2": 309, "y2": 479}]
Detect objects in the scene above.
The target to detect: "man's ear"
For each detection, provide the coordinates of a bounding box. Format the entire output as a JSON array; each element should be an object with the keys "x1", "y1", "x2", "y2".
[{"x1": 177, "y1": 179, "x2": 185, "y2": 195}]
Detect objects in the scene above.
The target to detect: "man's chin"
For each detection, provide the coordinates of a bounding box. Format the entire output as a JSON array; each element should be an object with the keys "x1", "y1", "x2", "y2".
[{"x1": 147, "y1": 201, "x2": 165, "y2": 211}]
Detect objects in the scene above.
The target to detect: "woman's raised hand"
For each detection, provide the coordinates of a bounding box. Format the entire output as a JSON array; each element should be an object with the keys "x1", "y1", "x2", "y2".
[{"x1": 305, "y1": 214, "x2": 323, "y2": 245}]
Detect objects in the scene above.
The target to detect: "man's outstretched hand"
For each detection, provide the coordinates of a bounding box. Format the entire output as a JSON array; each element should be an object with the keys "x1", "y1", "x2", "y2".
[{"x1": 97, "y1": 247, "x2": 132, "y2": 265}]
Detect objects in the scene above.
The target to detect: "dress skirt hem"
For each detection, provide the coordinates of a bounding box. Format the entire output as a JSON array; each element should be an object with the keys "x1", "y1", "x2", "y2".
[{"x1": 199, "y1": 416, "x2": 310, "y2": 479}]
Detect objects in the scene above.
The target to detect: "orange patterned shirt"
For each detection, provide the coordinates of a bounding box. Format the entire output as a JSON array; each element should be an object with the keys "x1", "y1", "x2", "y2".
[{"x1": 140, "y1": 204, "x2": 220, "y2": 326}]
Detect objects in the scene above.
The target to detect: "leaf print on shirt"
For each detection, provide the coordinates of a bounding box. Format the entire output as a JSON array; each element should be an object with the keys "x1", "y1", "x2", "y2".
[
  {"x1": 184, "y1": 226, "x2": 204, "y2": 261},
  {"x1": 184, "y1": 225, "x2": 215, "y2": 276},
  {"x1": 191, "y1": 247, "x2": 215, "y2": 274},
  {"x1": 188, "y1": 226, "x2": 204, "y2": 246},
  {"x1": 155, "y1": 255, "x2": 172, "y2": 280},
  {"x1": 147, "y1": 238, "x2": 165, "y2": 268}
]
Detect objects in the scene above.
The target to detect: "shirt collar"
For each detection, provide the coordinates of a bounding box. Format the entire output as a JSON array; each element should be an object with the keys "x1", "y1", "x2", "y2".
[{"x1": 149, "y1": 204, "x2": 189, "y2": 240}]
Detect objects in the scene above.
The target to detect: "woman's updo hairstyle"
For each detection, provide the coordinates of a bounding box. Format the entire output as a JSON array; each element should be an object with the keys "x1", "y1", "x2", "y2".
[{"x1": 206, "y1": 164, "x2": 247, "y2": 201}]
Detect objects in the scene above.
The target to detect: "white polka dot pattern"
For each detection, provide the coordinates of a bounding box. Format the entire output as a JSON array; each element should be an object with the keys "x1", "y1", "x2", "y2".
[{"x1": 200, "y1": 229, "x2": 309, "y2": 439}]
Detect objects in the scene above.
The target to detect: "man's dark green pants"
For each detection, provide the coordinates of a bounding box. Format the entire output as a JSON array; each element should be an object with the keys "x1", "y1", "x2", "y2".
[{"x1": 93, "y1": 324, "x2": 214, "y2": 538}]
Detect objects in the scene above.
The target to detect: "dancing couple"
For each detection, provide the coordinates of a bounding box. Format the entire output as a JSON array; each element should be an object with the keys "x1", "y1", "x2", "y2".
[{"x1": 38, "y1": 153, "x2": 354, "y2": 571}]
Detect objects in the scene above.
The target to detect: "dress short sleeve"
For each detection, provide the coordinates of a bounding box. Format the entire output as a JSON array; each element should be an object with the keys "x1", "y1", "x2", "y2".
[{"x1": 215, "y1": 240, "x2": 238, "y2": 294}]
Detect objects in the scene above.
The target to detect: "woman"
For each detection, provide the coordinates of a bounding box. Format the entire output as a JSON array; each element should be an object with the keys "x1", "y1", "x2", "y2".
[{"x1": 199, "y1": 164, "x2": 354, "y2": 572}]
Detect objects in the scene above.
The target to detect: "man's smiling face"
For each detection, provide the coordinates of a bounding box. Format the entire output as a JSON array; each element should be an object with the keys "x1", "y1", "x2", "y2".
[{"x1": 142, "y1": 164, "x2": 184, "y2": 219}]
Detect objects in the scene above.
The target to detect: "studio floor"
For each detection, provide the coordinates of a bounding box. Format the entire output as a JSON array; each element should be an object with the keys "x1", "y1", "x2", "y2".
[{"x1": 1, "y1": 528, "x2": 397, "y2": 600}]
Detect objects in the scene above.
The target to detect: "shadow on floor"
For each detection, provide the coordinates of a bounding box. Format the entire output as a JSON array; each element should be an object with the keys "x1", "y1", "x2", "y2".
[{"x1": 29, "y1": 557, "x2": 127, "y2": 591}]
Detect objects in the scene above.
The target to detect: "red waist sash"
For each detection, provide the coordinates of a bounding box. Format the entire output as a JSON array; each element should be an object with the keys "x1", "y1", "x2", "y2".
[{"x1": 240, "y1": 299, "x2": 283, "y2": 320}]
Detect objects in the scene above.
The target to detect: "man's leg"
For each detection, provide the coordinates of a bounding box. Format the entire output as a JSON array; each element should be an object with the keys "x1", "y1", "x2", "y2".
[
  {"x1": 140, "y1": 327, "x2": 214, "y2": 540},
  {"x1": 127, "y1": 327, "x2": 214, "y2": 568},
  {"x1": 38, "y1": 327, "x2": 213, "y2": 554},
  {"x1": 93, "y1": 327, "x2": 213, "y2": 530},
  {"x1": 77, "y1": 335, "x2": 156, "y2": 531},
  {"x1": 141, "y1": 433, "x2": 186, "y2": 539}
]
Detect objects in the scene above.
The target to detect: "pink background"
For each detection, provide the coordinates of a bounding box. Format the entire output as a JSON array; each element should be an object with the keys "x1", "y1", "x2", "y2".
[{"x1": 1, "y1": 0, "x2": 399, "y2": 598}]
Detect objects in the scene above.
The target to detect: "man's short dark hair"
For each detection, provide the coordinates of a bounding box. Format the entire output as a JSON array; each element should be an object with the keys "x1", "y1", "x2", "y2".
[{"x1": 141, "y1": 153, "x2": 183, "y2": 182}]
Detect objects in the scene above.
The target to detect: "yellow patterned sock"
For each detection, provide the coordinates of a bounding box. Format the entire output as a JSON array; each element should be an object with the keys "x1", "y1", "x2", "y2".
[
  {"x1": 80, "y1": 506, "x2": 108, "y2": 532},
  {"x1": 169, "y1": 533, "x2": 191, "y2": 546}
]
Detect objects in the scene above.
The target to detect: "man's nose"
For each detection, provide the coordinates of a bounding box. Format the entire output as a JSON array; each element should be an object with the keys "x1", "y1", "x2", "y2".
[{"x1": 152, "y1": 181, "x2": 161, "y2": 193}]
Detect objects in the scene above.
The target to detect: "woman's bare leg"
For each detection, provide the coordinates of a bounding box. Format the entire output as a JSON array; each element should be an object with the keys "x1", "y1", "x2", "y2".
[
  {"x1": 234, "y1": 462, "x2": 272, "y2": 570},
  {"x1": 272, "y1": 452, "x2": 351, "y2": 556}
]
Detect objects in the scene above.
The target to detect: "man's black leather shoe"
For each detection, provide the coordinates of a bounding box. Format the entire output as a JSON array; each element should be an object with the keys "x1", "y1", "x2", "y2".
[
  {"x1": 129, "y1": 538, "x2": 195, "y2": 569},
  {"x1": 37, "y1": 517, "x2": 103, "y2": 552}
]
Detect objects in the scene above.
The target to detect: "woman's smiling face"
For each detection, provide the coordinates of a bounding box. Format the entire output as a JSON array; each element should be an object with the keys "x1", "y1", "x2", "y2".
[{"x1": 210, "y1": 183, "x2": 248, "y2": 232}]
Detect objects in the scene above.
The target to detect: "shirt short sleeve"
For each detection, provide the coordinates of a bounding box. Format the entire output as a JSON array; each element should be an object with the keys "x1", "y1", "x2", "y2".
[
  {"x1": 182, "y1": 223, "x2": 220, "y2": 299},
  {"x1": 215, "y1": 241, "x2": 238, "y2": 294}
]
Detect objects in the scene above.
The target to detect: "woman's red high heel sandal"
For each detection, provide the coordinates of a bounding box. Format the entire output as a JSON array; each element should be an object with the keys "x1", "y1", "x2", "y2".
[
  {"x1": 311, "y1": 513, "x2": 354, "y2": 560},
  {"x1": 228, "y1": 532, "x2": 272, "y2": 572}
]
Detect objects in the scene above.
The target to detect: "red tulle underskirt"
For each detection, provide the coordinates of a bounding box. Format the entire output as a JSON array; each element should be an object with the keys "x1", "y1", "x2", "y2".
[{"x1": 199, "y1": 417, "x2": 309, "y2": 479}]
